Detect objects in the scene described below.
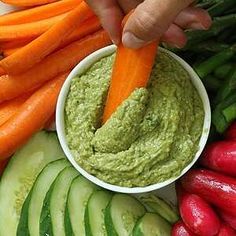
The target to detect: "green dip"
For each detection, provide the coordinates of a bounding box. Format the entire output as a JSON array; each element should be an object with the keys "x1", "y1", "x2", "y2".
[{"x1": 65, "y1": 50, "x2": 204, "y2": 187}]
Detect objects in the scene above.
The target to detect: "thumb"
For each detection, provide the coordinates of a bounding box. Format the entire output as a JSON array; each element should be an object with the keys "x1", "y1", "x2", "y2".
[{"x1": 122, "y1": 0, "x2": 194, "y2": 48}]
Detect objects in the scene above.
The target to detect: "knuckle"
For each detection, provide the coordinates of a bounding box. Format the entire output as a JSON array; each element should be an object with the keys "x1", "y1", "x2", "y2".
[{"x1": 133, "y1": 12, "x2": 163, "y2": 39}]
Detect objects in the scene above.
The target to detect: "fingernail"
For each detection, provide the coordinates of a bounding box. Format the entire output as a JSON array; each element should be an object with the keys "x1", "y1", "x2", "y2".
[
  {"x1": 122, "y1": 32, "x2": 145, "y2": 49},
  {"x1": 190, "y1": 22, "x2": 208, "y2": 30},
  {"x1": 168, "y1": 41, "x2": 186, "y2": 49}
]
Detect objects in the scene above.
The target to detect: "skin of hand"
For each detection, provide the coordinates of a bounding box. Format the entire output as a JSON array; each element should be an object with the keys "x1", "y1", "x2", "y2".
[{"x1": 85, "y1": 0, "x2": 212, "y2": 49}]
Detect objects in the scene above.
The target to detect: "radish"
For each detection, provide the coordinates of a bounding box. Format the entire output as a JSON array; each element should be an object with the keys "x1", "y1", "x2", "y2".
[
  {"x1": 217, "y1": 223, "x2": 236, "y2": 236},
  {"x1": 200, "y1": 141, "x2": 236, "y2": 177},
  {"x1": 220, "y1": 210, "x2": 236, "y2": 230},
  {"x1": 176, "y1": 184, "x2": 220, "y2": 236},
  {"x1": 171, "y1": 221, "x2": 196, "y2": 236},
  {"x1": 181, "y1": 169, "x2": 236, "y2": 216}
]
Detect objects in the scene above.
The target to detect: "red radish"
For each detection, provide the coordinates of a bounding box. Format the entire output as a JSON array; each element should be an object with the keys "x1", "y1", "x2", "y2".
[
  {"x1": 181, "y1": 169, "x2": 236, "y2": 216},
  {"x1": 220, "y1": 210, "x2": 236, "y2": 230},
  {"x1": 217, "y1": 223, "x2": 236, "y2": 236},
  {"x1": 200, "y1": 141, "x2": 236, "y2": 177},
  {"x1": 176, "y1": 183, "x2": 220, "y2": 236},
  {"x1": 225, "y1": 122, "x2": 236, "y2": 140},
  {"x1": 172, "y1": 221, "x2": 196, "y2": 236}
]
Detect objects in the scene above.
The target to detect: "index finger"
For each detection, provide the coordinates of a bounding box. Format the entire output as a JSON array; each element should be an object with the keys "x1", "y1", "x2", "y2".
[{"x1": 85, "y1": 0, "x2": 123, "y2": 45}]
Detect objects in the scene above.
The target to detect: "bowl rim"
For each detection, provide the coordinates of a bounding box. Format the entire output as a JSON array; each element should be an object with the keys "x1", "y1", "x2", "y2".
[{"x1": 56, "y1": 45, "x2": 211, "y2": 194}]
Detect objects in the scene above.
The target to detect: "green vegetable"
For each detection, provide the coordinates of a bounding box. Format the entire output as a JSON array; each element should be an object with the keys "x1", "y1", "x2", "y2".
[
  {"x1": 223, "y1": 102, "x2": 236, "y2": 122},
  {"x1": 85, "y1": 191, "x2": 113, "y2": 236},
  {"x1": 212, "y1": 92, "x2": 236, "y2": 133},
  {"x1": 208, "y1": 0, "x2": 236, "y2": 17},
  {"x1": 194, "y1": 46, "x2": 235, "y2": 78},
  {"x1": 137, "y1": 194, "x2": 179, "y2": 224},
  {"x1": 39, "y1": 166, "x2": 79, "y2": 236},
  {"x1": 202, "y1": 74, "x2": 221, "y2": 91},
  {"x1": 214, "y1": 63, "x2": 234, "y2": 79},
  {"x1": 185, "y1": 14, "x2": 236, "y2": 48},
  {"x1": 17, "y1": 159, "x2": 70, "y2": 236},
  {"x1": 132, "y1": 213, "x2": 171, "y2": 236},
  {"x1": 66, "y1": 176, "x2": 100, "y2": 236},
  {"x1": 0, "y1": 131, "x2": 65, "y2": 236},
  {"x1": 105, "y1": 194, "x2": 146, "y2": 236},
  {"x1": 192, "y1": 41, "x2": 230, "y2": 54},
  {"x1": 215, "y1": 67, "x2": 236, "y2": 103}
]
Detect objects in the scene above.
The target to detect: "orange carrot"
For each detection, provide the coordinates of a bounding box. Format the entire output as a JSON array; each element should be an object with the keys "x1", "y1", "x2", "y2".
[
  {"x1": 0, "y1": 0, "x2": 80, "y2": 25},
  {"x1": 0, "y1": 68, "x2": 5, "y2": 76},
  {"x1": 0, "y1": 93, "x2": 30, "y2": 126},
  {"x1": 0, "y1": 0, "x2": 58, "y2": 7},
  {"x1": 58, "y1": 16, "x2": 101, "y2": 49},
  {"x1": 44, "y1": 112, "x2": 55, "y2": 130},
  {"x1": 0, "y1": 2, "x2": 94, "y2": 75},
  {"x1": 0, "y1": 73, "x2": 67, "y2": 160},
  {"x1": 0, "y1": 38, "x2": 34, "y2": 50},
  {"x1": 0, "y1": 13, "x2": 68, "y2": 42},
  {"x1": 0, "y1": 30, "x2": 111, "y2": 103},
  {"x1": 2, "y1": 16, "x2": 101, "y2": 57},
  {"x1": 102, "y1": 42, "x2": 158, "y2": 123},
  {"x1": 3, "y1": 47, "x2": 21, "y2": 57}
]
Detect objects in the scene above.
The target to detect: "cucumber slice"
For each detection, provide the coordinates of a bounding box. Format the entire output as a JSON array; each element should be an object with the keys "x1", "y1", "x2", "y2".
[
  {"x1": 40, "y1": 166, "x2": 79, "y2": 236},
  {"x1": 0, "y1": 131, "x2": 64, "y2": 236},
  {"x1": 132, "y1": 213, "x2": 171, "y2": 236},
  {"x1": 66, "y1": 176, "x2": 100, "y2": 236},
  {"x1": 20, "y1": 159, "x2": 71, "y2": 236},
  {"x1": 105, "y1": 194, "x2": 146, "y2": 236},
  {"x1": 137, "y1": 194, "x2": 179, "y2": 224},
  {"x1": 85, "y1": 191, "x2": 113, "y2": 236},
  {"x1": 17, "y1": 159, "x2": 70, "y2": 236}
]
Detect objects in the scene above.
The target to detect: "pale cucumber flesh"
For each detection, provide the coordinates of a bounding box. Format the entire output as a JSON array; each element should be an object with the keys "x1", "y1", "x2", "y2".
[
  {"x1": 0, "y1": 131, "x2": 64, "y2": 236},
  {"x1": 67, "y1": 176, "x2": 100, "y2": 236}
]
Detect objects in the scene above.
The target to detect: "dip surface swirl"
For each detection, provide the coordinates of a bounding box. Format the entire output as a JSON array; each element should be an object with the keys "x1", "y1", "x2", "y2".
[{"x1": 65, "y1": 51, "x2": 204, "y2": 187}]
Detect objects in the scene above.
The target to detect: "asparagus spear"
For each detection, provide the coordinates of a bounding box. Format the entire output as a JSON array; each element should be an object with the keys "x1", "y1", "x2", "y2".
[
  {"x1": 194, "y1": 45, "x2": 236, "y2": 78},
  {"x1": 185, "y1": 14, "x2": 236, "y2": 48},
  {"x1": 214, "y1": 63, "x2": 234, "y2": 79},
  {"x1": 208, "y1": 0, "x2": 236, "y2": 17}
]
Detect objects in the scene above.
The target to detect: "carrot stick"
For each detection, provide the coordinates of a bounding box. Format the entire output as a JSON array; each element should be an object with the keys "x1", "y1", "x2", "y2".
[
  {"x1": 0, "y1": 30, "x2": 111, "y2": 103},
  {"x1": 2, "y1": 16, "x2": 101, "y2": 57},
  {"x1": 0, "y1": 73, "x2": 67, "y2": 160},
  {"x1": 102, "y1": 42, "x2": 158, "y2": 123},
  {"x1": 3, "y1": 47, "x2": 21, "y2": 57},
  {"x1": 0, "y1": 38, "x2": 33, "y2": 50},
  {"x1": 58, "y1": 16, "x2": 101, "y2": 49},
  {"x1": 0, "y1": 0, "x2": 80, "y2": 25},
  {"x1": 0, "y1": 13, "x2": 68, "y2": 42},
  {"x1": 0, "y1": 0, "x2": 58, "y2": 7},
  {"x1": 0, "y1": 2, "x2": 94, "y2": 75},
  {"x1": 44, "y1": 112, "x2": 55, "y2": 130},
  {"x1": 102, "y1": 12, "x2": 158, "y2": 123},
  {"x1": 0, "y1": 93, "x2": 30, "y2": 126},
  {"x1": 0, "y1": 68, "x2": 5, "y2": 76}
]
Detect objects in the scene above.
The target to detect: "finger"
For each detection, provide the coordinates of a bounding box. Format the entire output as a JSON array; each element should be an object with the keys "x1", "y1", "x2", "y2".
[
  {"x1": 122, "y1": 0, "x2": 195, "y2": 48},
  {"x1": 118, "y1": 0, "x2": 143, "y2": 13},
  {"x1": 174, "y1": 7, "x2": 212, "y2": 30},
  {"x1": 85, "y1": 0, "x2": 123, "y2": 45},
  {"x1": 161, "y1": 24, "x2": 187, "y2": 48}
]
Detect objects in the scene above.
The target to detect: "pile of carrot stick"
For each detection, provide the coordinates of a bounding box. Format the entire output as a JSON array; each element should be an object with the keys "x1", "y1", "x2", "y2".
[{"x1": 0, "y1": 0, "x2": 112, "y2": 164}]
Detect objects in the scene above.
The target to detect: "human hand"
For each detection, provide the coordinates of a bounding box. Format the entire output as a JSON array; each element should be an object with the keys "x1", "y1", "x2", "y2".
[{"x1": 85, "y1": 0, "x2": 212, "y2": 49}]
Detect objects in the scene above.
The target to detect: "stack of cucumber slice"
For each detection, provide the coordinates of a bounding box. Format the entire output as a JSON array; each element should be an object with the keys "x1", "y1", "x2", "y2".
[{"x1": 0, "y1": 131, "x2": 178, "y2": 236}]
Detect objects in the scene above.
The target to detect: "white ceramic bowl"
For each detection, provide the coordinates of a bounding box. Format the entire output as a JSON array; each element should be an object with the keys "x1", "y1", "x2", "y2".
[{"x1": 56, "y1": 45, "x2": 211, "y2": 194}]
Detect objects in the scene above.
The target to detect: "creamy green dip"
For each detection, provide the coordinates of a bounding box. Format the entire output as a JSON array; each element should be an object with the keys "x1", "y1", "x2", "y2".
[{"x1": 65, "y1": 51, "x2": 204, "y2": 187}]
